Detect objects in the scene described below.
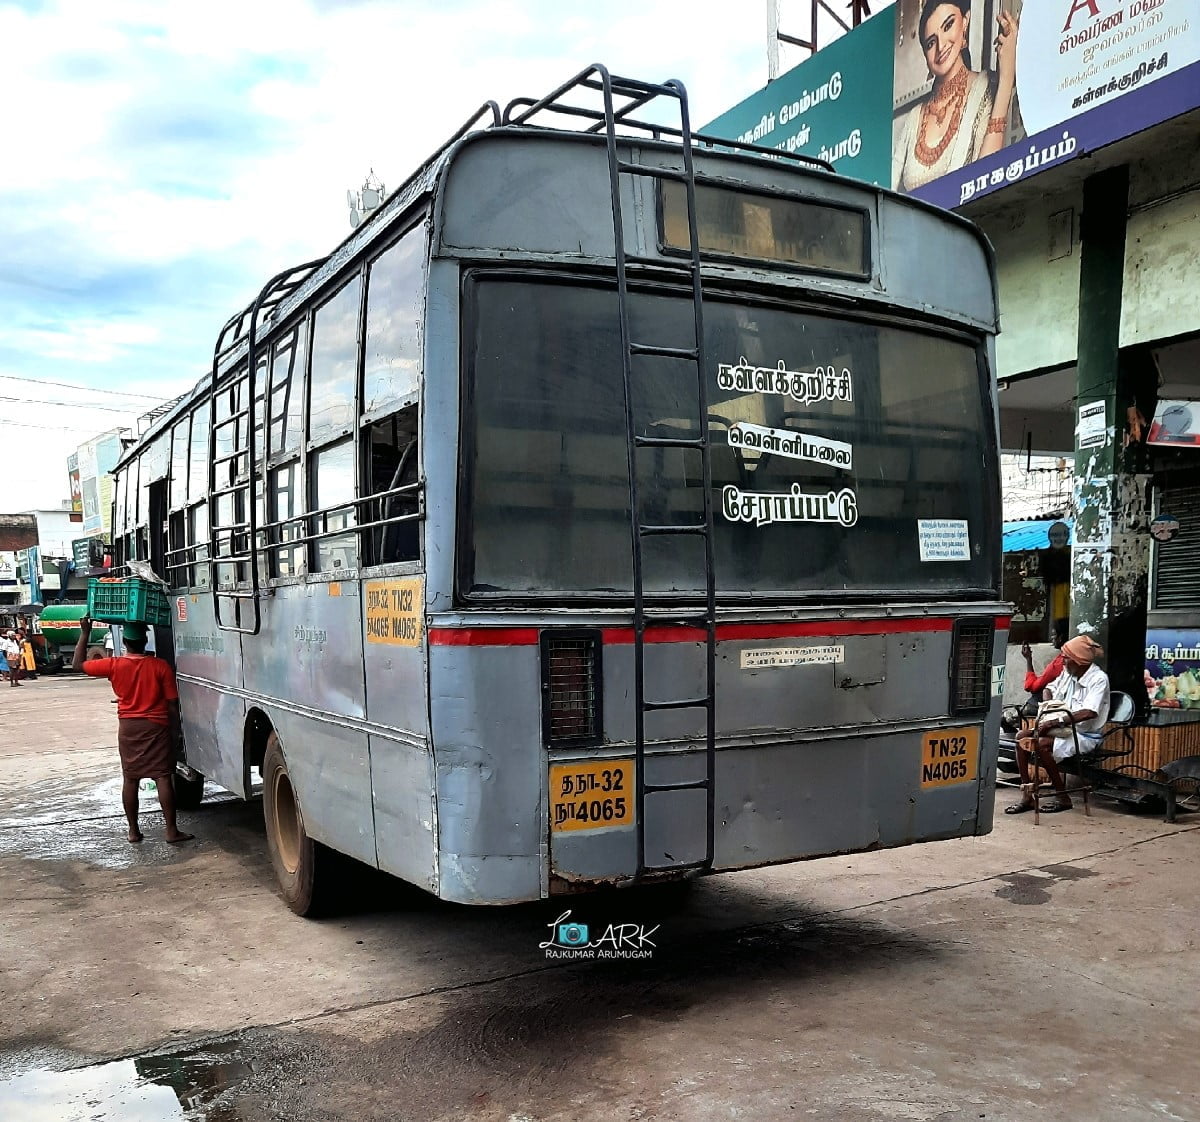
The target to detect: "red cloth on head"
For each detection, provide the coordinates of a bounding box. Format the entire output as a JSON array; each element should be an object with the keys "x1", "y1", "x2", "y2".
[{"x1": 82, "y1": 656, "x2": 179, "y2": 724}]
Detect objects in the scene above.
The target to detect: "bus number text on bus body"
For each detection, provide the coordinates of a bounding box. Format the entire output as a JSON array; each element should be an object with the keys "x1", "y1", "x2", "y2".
[
  {"x1": 919, "y1": 727, "x2": 980, "y2": 788},
  {"x1": 364, "y1": 578, "x2": 423, "y2": 647},
  {"x1": 550, "y1": 760, "x2": 635, "y2": 833}
]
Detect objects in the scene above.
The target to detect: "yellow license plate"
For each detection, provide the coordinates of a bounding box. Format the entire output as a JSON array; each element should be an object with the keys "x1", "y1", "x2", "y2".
[
  {"x1": 920, "y1": 727, "x2": 980, "y2": 788},
  {"x1": 550, "y1": 759, "x2": 635, "y2": 832}
]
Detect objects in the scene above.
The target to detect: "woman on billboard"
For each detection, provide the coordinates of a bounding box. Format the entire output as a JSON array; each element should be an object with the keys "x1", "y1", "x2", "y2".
[{"x1": 892, "y1": 2, "x2": 1019, "y2": 192}]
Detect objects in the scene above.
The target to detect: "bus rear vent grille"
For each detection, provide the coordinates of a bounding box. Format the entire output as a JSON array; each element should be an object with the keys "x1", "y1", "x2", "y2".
[
  {"x1": 951, "y1": 620, "x2": 993, "y2": 714},
  {"x1": 545, "y1": 636, "x2": 600, "y2": 742}
]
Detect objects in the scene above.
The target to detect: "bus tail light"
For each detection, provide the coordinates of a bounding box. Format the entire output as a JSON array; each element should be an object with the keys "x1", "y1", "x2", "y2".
[
  {"x1": 950, "y1": 620, "x2": 992, "y2": 715},
  {"x1": 541, "y1": 631, "x2": 603, "y2": 745}
]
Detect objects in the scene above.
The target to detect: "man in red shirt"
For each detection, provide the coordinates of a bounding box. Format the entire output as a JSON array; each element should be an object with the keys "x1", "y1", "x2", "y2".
[
  {"x1": 72, "y1": 618, "x2": 193, "y2": 845},
  {"x1": 1022, "y1": 641, "x2": 1065, "y2": 699}
]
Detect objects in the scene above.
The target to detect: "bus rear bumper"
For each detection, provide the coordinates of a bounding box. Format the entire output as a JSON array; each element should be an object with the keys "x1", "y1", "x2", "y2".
[{"x1": 548, "y1": 729, "x2": 994, "y2": 889}]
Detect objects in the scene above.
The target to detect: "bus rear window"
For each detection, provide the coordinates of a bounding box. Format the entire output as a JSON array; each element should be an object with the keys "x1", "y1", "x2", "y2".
[
  {"x1": 661, "y1": 181, "x2": 867, "y2": 277},
  {"x1": 463, "y1": 277, "x2": 996, "y2": 601}
]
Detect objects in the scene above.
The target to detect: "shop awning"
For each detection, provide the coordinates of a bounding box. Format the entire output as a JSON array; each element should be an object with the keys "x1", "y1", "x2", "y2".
[{"x1": 1002, "y1": 520, "x2": 1072, "y2": 553}]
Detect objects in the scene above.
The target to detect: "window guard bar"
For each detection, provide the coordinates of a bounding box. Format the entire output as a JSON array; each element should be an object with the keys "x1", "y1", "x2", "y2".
[{"x1": 164, "y1": 482, "x2": 422, "y2": 578}]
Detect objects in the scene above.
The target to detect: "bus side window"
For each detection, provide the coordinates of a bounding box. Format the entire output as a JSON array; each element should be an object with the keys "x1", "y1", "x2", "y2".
[
  {"x1": 168, "y1": 511, "x2": 186, "y2": 587},
  {"x1": 310, "y1": 440, "x2": 357, "y2": 573},
  {"x1": 267, "y1": 323, "x2": 307, "y2": 578},
  {"x1": 308, "y1": 278, "x2": 361, "y2": 574},
  {"x1": 361, "y1": 407, "x2": 419, "y2": 566},
  {"x1": 269, "y1": 462, "x2": 303, "y2": 577},
  {"x1": 363, "y1": 224, "x2": 423, "y2": 417}
]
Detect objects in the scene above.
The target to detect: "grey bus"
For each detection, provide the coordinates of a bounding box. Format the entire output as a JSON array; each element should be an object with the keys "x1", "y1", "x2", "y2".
[{"x1": 110, "y1": 67, "x2": 1007, "y2": 915}]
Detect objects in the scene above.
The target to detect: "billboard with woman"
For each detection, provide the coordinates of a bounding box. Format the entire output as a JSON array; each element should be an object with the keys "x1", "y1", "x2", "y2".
[
  {"x1": 706, "y1": 0, "x2": 1199, "y2": 212},
  {"x1": 892, "y1": 1, "x2": 1022, "y2": 192}
]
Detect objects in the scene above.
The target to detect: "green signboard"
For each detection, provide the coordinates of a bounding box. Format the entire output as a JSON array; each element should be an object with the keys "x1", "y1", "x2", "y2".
[
  {"x1": 703, "y1": 8, "x2": 894, "y2": 186},
  {"x1": 705, "y1": 1, "x2": 1200, "y2": 211}
]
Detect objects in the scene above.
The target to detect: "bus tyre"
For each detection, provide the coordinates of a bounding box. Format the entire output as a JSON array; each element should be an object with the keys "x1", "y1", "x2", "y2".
[
  {"x1": 262, "y1": 733, "x2": 335, "y2": 917},
  {"x1": 173, "y1": 770, "x2": 205, "y2": 811}
]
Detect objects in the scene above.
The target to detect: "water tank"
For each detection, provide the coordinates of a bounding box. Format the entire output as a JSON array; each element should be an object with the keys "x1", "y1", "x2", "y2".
[{"x1": 38, "y1": 604, "x2": 90, "y2": 650}]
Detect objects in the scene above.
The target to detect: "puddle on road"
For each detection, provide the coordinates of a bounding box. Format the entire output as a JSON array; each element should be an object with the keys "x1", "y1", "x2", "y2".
[
  {"x1": 0, "y1": 1042, "x2": 252, "y2": 1121},
  {"x1": 0, "y1": 777, "x2": 241, "y2": 870},
  {"x1": 994, "y1": 862, "x2": 1098, "y2": 905},
  {"x1": 0, "y1": 775, "x2": 128, "y2": 832}
]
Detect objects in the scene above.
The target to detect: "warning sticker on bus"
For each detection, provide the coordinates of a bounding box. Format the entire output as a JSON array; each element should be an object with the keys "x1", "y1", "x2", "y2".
[
  {"x1": 550, "y1": 759, "x2": 635, "y2": 833},
  {"x1": 364, "y1": 578, "x2": 423, "y2": 646},
  {"x1": 920, "y1": 727, "x2": 980, "y2": 789}
]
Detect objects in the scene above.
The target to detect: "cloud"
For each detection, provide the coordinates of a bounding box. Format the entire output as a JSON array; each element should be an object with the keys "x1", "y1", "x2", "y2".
[{"x1": 0, "y1": 0, "x2": 861, "y2": 513}]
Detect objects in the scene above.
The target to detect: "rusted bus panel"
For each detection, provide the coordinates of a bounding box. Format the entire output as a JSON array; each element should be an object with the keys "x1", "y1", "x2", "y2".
[
  {"x1": 428, "y1": 641, "x2": 546, "y2": 905},
  {"x1": 370, "y1": 732, "x2": 438, "y2": 892},
  {"x1": 548, "y1": 721, "x2": 995, "y2": 887},
  {"x1": 265, "y1": 709, "x2": 376, "y2": 870},
  {"x1": 176, "y1": 679, "x2": 246, "y2": 798}
]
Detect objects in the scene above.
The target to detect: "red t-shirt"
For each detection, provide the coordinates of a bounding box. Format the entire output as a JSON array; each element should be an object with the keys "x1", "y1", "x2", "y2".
[
  {"x1": 83, "y1": 656, "x2": 180, "y2": 724},
  {"x1": 1024, "y1": 654, "x2": 1065, "y2": 695}
]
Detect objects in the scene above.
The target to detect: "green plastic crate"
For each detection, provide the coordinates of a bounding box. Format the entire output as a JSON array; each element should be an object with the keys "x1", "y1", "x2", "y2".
[{"x1": 87, "y1": 577, "x2": 172, "y2": 628}]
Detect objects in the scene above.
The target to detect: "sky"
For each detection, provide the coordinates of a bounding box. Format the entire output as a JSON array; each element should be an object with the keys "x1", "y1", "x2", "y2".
[{"x1": 0, "y1": 0, "x2": 880, "y2": 514}]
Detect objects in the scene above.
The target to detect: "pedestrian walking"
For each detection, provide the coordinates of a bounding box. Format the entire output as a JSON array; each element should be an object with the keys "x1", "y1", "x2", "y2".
[
  {"x1": 16, "y1": 628, "x2": 37, "y2": 680},
  {"x1": 1, "y1": 632, "x2": 21, "y2": 686},
  {"x1": 71, "y1": 616, "x2": 194, "y2": 844}
]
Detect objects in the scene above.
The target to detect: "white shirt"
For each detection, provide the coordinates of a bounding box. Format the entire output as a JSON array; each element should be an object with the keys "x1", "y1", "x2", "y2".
[
  {"x1": 1, "y1": 638, "x2": 18, "y2": 659},
  {"x1": 1045, "y1": 664, "x2": 1111, "y2": 735}
]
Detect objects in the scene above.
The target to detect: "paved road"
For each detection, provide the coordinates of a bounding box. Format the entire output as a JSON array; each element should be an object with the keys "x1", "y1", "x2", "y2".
[{"x1": 1, "y1": 676, "x2": 1198, "y2": 1121}]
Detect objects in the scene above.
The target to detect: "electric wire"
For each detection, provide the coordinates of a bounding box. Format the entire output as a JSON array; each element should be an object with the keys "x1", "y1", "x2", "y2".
[
  {"x1": 0, "y1": 394, "x2": 142, "y2": 415},
  {"x1": 0, "y1": 374, "x2": 162, "y2": 401}
]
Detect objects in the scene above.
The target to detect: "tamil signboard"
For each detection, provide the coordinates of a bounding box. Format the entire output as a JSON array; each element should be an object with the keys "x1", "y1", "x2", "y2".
[
  {"x1": 1145, "y1": 629, "x2": 1200, "y2": 709},
  {"x1": 703, "y1": 11, "x2": 894, "y2": 184},
  {"x1": 705, "y1": 1, "x2": 1200, "y2": 211}
]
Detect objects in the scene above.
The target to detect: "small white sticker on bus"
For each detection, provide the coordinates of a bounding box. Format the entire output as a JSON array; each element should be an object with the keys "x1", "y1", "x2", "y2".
[
  {"x1": 917, "y1": 519, "x2": 971, "y2": 562},
  {"x1": 740, "y1": 645, "x2": 844, "y2": 669}
]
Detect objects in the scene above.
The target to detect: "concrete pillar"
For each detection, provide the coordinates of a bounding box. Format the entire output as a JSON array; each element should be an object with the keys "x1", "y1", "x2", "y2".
[{"x1": 1070, "y1": 166, "x2": 1155, "y2": 709}]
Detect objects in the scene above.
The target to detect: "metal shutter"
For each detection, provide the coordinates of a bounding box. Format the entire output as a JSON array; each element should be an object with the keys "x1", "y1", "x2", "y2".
[{"x1": 1153, "y1": 483, "x2": 1200, "y2": 610}]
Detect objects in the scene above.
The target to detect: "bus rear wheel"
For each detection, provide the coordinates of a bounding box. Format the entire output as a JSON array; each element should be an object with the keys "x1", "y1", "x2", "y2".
[{"x1": 262, "y1": 733, "x2": 334, "y2": 917}]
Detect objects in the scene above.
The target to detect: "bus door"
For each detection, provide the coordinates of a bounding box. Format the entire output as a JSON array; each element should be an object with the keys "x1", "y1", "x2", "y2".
[{"x1": 147, "y1": 478, "x2": 176, "y2": 666}]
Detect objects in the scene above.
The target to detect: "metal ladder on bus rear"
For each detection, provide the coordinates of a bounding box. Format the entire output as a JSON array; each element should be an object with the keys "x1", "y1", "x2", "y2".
[
  {"x1": 608, "y1": 72, "x2": 718, "y2": 878},
  {"x1": 508, "y1": 66, "x2": 718, "y2": 876},
  {"x1": 208, "y1": 259, "x2": 326, "y2": 634}
]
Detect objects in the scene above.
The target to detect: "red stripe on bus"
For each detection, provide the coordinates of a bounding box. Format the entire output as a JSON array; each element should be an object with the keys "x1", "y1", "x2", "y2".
[
  {"x1": 428, "y1": 616, "x2": 1006, "y2": 647},
  {"x1": 429, "y1": 628, "x2": 542, "y2": 646}
]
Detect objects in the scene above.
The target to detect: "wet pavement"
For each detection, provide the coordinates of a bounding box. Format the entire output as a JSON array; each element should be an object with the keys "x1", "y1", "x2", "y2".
[
  {"x1": 2, "y1": 1043, "x2": 252, "y2": 1121},
  {"x1": 2, "y1": 677, "x2": 1200, "y2": 1121}
]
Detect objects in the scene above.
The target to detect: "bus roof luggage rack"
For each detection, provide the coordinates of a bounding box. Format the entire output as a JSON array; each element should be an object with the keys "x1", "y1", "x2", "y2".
[
  {"x1": 214, "y1": 258, "x2": 329, "y2": 363},
  {"x1": 502, "y1": 63, "x2": 834, "y2": 173}
]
